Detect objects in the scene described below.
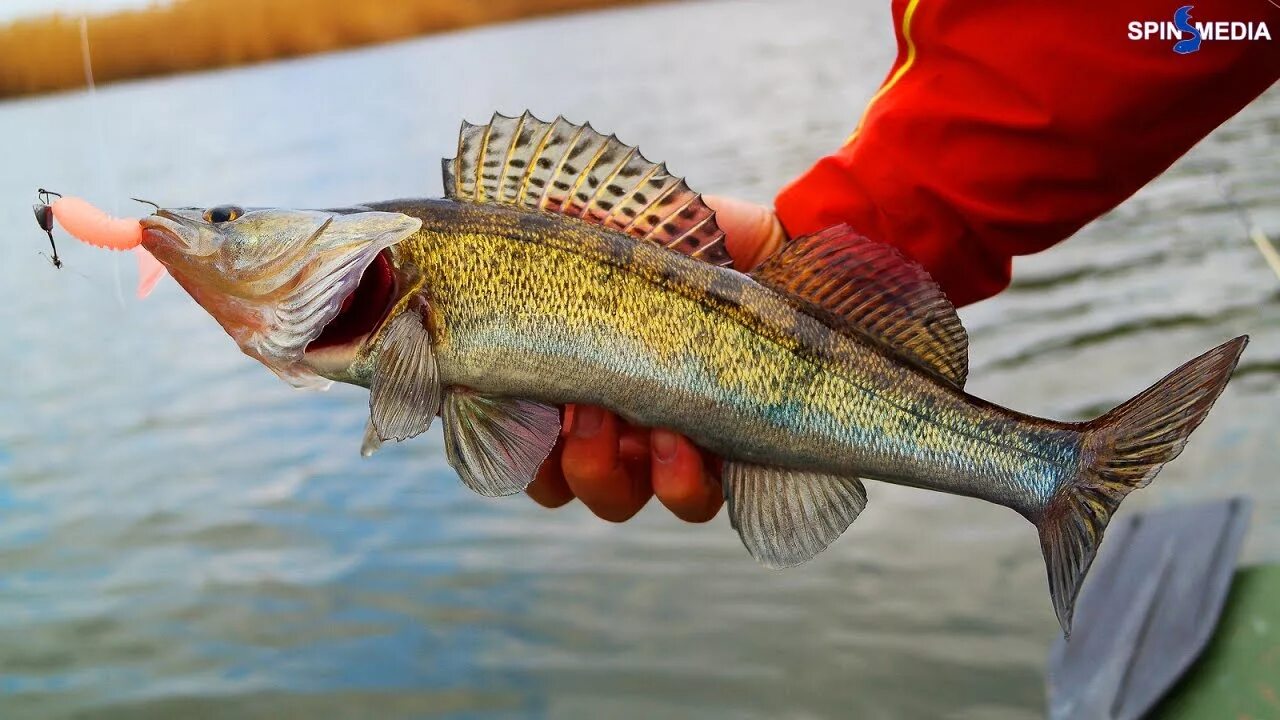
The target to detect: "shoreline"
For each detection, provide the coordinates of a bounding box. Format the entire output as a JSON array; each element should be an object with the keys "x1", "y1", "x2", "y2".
[{"x1": 0, "y1": 0, "x2": 657, "y2": 99}]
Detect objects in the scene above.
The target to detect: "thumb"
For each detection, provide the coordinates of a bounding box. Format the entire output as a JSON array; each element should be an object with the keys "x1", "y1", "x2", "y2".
[{"x1": 703, "y1": 195, "x2": 787, "y2": 271}]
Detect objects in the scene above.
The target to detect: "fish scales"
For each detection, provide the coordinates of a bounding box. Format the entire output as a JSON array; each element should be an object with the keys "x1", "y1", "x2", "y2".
[
  {"x1": 130, "y1": 112, "x2": 1247, "y2": 634},
  {"x1": 379, "y1": 198, "x2": 1079, "y2": 516}
]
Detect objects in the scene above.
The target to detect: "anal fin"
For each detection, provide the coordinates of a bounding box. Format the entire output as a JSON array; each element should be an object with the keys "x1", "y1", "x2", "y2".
[
  {"x1": 443, "y1": 391, "x2": 560, "y2": 497},
  {"x1": 722, "y1": 461, "x2": 868, "y2": 568}
]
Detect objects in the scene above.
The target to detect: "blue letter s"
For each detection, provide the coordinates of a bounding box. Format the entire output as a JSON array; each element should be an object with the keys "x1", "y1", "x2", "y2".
[{"x1": 1172, "y1": 5, "x2": 1202, "y2": 53}]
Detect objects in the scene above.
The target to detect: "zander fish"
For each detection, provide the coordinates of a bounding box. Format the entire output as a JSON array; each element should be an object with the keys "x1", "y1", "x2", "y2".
[{"x1": 136, "y1": 113, "x2": 1246, "y2": 635}]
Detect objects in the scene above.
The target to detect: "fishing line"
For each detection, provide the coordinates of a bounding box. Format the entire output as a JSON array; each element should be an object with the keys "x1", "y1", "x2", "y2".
[
  {"x1": 1216, "y1": 174, "x2": 1280, "y2": 284},
  {"x1": 79, "y1": 14, "x2": 128, "y2": 309}
]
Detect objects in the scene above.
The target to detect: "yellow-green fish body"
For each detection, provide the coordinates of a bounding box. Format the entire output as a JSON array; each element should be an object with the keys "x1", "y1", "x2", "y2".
[
  {"x1": 377, "y1": 198, "x2": 1077, "y2": 517},
  {"x1": 137, "y1": 112, "x2": 1247, "y2": 636}
]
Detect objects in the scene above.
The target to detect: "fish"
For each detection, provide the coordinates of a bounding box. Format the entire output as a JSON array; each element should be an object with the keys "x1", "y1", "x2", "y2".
[{"x1": 137, "y1": 112, "x2": 1247, "y2": 636}]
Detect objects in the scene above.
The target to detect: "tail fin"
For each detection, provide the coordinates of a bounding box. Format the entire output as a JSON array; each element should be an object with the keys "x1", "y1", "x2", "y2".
[{"x1": 1038, "y1": 336, "x2": 1248, "y2": 636}]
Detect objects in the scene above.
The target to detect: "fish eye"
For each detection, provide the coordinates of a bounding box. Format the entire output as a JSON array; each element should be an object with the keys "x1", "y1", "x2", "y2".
[{"x1": 203, "y1": 205, "x2": 244, "y2": 224}]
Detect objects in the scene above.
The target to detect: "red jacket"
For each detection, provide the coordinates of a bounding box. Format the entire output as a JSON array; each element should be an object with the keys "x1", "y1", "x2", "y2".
[{"x1": 775, "y1": 0, "x2": 1278, "y2": 307}]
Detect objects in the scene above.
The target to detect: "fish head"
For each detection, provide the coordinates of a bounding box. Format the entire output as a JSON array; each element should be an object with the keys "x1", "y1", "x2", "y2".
[{"x1": 141, "y1": 204, "x2": 421, "y2": 388}]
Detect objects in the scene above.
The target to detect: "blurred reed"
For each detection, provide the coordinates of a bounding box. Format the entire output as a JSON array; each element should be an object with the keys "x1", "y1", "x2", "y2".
[{"x1": 0, "y1": 0, "x2": 655, "y2": 99}]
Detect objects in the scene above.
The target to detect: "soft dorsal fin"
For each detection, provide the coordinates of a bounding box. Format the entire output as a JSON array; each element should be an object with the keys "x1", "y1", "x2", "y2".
[
  {"x1": 442, "y1": 111, "x2": 733, "y2": 266},
  {"x1": 752, "y1": 226, "x2": 969, "y2": 386}
]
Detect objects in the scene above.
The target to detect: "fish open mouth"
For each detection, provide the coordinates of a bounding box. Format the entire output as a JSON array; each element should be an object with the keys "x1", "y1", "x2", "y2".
[{"x1": 308, "y1": 249, "x2": 397, "y2": 351}]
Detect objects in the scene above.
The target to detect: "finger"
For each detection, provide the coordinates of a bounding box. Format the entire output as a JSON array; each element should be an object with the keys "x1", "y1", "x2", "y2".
[
  {"x1": 561, "y1": 404, "x2": 576, "y2": 435},
  {"x1": 650, "y1": 429, "x2": 724, "y2": 523},
  {"x1": 620, "y1": 426, "x2": 653, "y2": 487},
  {"x1": 561, "y1": 405, "x2": 651, "y2": 522},
  {"x1": 703, "y1": 195, "x2": 787, "y2": 270},
  {"x1": 618, "y1": 421, "x2": 651, "y2": 463},
  {"x1": 527, "y1": 442, "x2": 575, "y2": 508}
]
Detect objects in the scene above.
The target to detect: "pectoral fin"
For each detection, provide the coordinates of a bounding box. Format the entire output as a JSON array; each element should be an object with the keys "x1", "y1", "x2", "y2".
[
  {"x1": 722, "y1": 462, "x2": 869, "y2": 568},
  {"x1": 443, "y1": 391, "x2": 560, "y2": 497},
  {"x1": 369, "y1": 308, "x2": 441, "y2": 442}
]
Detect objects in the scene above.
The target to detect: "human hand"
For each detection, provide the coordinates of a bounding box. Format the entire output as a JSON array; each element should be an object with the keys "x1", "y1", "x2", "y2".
[{"x1": 525, "y1": 195, "x2": 787, "y2": 522}]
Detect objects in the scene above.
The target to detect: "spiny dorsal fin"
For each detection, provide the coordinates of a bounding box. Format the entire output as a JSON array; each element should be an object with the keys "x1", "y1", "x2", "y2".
[
  {"x1": 442, "y1": 111, "x2": 733, "y2": 267},
  {"x1": 752, "y1": 226, "x2": 969, "y2": 386}
]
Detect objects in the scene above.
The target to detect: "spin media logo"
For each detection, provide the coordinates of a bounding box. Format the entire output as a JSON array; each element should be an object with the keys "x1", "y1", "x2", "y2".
[{"x1": 1127, "y1": 5, "x2": 1272, "y2": 54}]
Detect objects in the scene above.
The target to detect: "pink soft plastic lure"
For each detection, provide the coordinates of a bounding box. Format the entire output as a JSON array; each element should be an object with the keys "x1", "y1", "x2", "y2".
[{"x1": 49, "y1": 196, "x2": 168, "y2": 299}]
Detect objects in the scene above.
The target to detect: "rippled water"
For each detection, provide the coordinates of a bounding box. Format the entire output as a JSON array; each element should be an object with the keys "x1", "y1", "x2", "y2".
[{"x1": 0, "y1": 1, "x2": 1276, "y2": 717}]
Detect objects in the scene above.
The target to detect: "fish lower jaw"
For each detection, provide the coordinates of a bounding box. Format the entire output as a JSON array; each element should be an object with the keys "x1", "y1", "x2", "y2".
[{"x1": 302, "y1": 341, "x2": 368, "y2": 384}]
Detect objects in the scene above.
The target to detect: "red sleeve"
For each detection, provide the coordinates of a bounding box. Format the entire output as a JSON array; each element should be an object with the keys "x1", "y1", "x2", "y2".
[{"x1": 774, "y1": 0, "x2": 1279, "y2": 307}]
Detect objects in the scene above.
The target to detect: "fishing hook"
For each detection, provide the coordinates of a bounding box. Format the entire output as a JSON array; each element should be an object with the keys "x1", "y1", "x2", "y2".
[{"x1": 33, "y1": 188, "x2": 64, "y2": 269}]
